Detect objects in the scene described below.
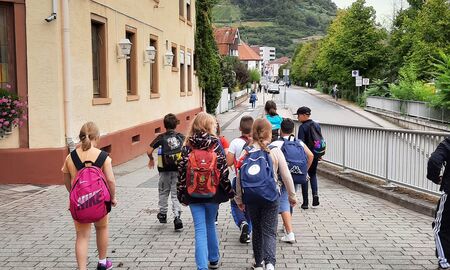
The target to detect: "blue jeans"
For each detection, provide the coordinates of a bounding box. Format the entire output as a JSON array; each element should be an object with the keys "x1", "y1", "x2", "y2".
[
  {"x1": 230, "y1": 199, "x2": 252, "y2": 233},
  {"x1": 190, "y1": 203, "x2": 220, "y2": 270}
]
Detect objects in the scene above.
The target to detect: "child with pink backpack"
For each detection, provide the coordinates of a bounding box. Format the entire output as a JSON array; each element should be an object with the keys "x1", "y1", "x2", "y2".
[{"x1": 61, "y1": 122, "x2": 117, "y2": 270}]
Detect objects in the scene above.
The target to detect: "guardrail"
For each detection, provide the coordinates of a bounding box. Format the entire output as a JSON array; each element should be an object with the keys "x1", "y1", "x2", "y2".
[
  {"x1": 366, "y1": 96, "x2": 450, "y2": 124},
  {"x1": 295, "y1": 121, "x2": 450, "y2": 195}
]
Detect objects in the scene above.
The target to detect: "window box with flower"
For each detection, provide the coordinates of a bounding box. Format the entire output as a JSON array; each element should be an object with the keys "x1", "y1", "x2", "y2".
[{"x1": 0, "y1": 88, "x2": 27, "y2": 139}]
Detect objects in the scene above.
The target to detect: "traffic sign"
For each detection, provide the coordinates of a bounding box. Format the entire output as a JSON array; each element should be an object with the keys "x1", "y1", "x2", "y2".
[
  {"x1": 352, "y1": 70, "x2": 359, "y2": 77},
  {"x1": 355, "y1": 76, "x2": 363, "y2": 87},
  {"x1": 363, "y1": 78, "x2": 370, "y2": 86},
  {"x1": 283, "y1": 69, "x2": 290, "y2": 76}
]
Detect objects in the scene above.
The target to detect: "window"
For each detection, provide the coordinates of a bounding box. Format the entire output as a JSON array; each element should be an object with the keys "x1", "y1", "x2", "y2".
[
  {"x1": 186, "y1": 0, "x2": 191, "y2": 23},
  {"x1": 0, "y1": 4, "x2": 16, "y2": 94},
  {"x1": 180, "y1": 48, "x2": 185, "y2": 94},
  {"x1": 126, "y1": 27, "x2": 138, "y2": 98},
  {"x1": 179, "y1": 0, "x2": 184, "y2": 18},
  {"x1": 187, "y1": 50, "x2": 192, "y2": 93},
  {"x1": 150, "y1": 35, "x2": 159, "y2": 97},
  {"x1": 171, "y1": 43, "x2": 178, "y2": 72},
  {"x1": 91, "y1": 15, "x2": 108, "y2": 100}
]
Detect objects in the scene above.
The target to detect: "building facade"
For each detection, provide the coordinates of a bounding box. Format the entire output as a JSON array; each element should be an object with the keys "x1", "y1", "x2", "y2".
[
  {"x1": 213, "y1": 27, "x2": 240, "y2": 57},
  {"x1": 0, "y1": 0, "x2": 201, "y2": 184},
  {"x1": 238, "y1": 42, "x2": 261, "y2": 71},
  {"x1": 258, "y1": 46, "x2": 276, "y2": 63}
]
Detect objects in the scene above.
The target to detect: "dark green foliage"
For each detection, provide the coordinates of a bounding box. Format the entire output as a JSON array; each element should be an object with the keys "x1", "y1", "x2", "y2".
[
  {"x1": 213, "y1": 0, "x2": 337, "y2": 57},
  {"x1": 430, "y1": 51, "x2": 450, "y2": 109},
  {"x1": 196, "y1": 0, "x2": 223, "y2": 114},
  {"x1": 220, "y1": 56, "x2": 238, "y2": 90}
]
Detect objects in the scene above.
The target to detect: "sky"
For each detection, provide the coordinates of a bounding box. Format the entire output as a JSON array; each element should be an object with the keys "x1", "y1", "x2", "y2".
[{"x1": 332, "y1": 0, "x2": 409, "y2": 27}]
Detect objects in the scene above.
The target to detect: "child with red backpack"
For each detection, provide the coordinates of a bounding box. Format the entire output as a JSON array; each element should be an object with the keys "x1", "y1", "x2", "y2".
[
  {"x1": 177, "y1": 112, "x2": 234, "y2": 270},
  {"x1": 235, "y1": 118, "x2": 297, "y2": 270},
  {"x1": 61, "y1": 122, "x2": 117, "y2": 270},
  {"x1": 147, "y1": 113, "x2": 185, "y2": 231}
]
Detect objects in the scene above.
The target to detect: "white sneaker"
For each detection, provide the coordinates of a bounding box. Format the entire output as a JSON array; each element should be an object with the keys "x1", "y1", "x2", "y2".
[
  {"x1": 266, "y1": 263, "x2": 275, "y2": 270},
  {"x1": 281, "y1": 232, "x2": 295, "y2": 244}
]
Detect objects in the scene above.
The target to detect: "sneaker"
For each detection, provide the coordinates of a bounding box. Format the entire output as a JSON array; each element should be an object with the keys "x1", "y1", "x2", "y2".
[
  {"x1": 157, "y1": 212, "x2": 167, "y2": 223},
  {"x1": 312, "y1": 195, "x2": 320, "y2": 207},
  {"x1": 252, "y1": 263, "x2": 264, "y2": 270},
  {"x1": 208, "y1": 260, "x2": 219, "y2": 269},
  {"x1": 97, "y1": 259, "x2": 113, "y2": 270},
  {"x1": 239, "y1": 222, "x2": 250, "y2": 243},
  {"x1": 281, "y1": 232, "x2": 296, "y2": 244},
  {"x1": 301, "y1": 202, "x2": 309, "y2": 209},
  {"x1": 174, "y1": 217, "x2": 183, "y2": 231},
  {"x1": 265, "y1": 263, "x2": 275, "y2": 270}
]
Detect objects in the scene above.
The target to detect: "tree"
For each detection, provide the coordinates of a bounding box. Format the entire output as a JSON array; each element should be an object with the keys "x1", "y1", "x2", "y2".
[
  {"x1": 430, "y1": 51, "x2": 450, "y2": 109},
  {"x1": 221, "y1": 56, "x2": 238, "y2": 90},
  {"x1": 195, "y1": 0, "x2": 223, "y2": 114},
  {"x1": 291, "y1": 41, "x2": 320, "y2": 85},
  {"x1": 314, "y1": 0, "x2": 388, "y2": 101},
  {"x1": 249, "y1": 69, "x2": 261, "y2": 83}
]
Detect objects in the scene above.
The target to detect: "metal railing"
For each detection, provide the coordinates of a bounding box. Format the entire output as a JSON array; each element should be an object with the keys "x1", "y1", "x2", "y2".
[
  {"x1": 295, "y1": 121, "x2": 450, "y2": 195},
  {"x1": 366, "y1": 96, "x2": 450, "y2": 124}
]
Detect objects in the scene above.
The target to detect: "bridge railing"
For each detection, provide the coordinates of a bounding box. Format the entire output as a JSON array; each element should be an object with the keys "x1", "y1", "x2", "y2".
[{"x1": 295, "y1": 121, "x2": 450, "y2": 195}]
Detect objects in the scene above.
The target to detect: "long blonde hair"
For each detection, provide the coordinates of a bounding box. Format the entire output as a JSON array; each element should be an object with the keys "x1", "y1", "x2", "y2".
[
  {"x1": 185, "y1": 112, "x2": 217, "y2": 143},
  {"x1": 79, "y1": 122, "x2": 100, "y2": 151},
  {"x1": 252, "y1": 118, "x2": 272, "y2": 152}
]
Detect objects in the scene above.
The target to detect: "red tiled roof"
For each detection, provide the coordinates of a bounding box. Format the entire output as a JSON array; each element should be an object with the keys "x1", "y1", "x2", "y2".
[
  {"x1": 268, "y1": 57, "x2": 290, "y2": 65},
  {"x1": 217, "y1": 44, "x2": 229, "y2": 56},
  {"x1": 250, "y1": 45, "x2": 260, "y2": 55},
  {"x1": 238, "y1": 42, "x2": 261, "y2": 61},
  {"x1": 213, "y1": 27, "x2": 239, "y2": 45}
]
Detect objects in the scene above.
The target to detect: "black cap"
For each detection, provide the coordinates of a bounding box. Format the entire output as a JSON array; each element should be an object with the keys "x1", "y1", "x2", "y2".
[{"x1": 294, "y1": 106, "x2": 311, "y2": 115}]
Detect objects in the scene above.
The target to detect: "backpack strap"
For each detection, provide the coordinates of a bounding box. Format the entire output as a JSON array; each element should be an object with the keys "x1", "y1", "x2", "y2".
[
  {"x1": 93, "y1": 151, "x2": 109, "y2": 168},
  {"x1": 70, "y1": 150, "x2": 85, "y2": 171}
]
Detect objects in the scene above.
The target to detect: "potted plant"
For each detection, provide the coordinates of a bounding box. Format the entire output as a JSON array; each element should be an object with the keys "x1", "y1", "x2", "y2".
[{"x1": 0, "y1": 88, "x2": 27, "y2": 138}]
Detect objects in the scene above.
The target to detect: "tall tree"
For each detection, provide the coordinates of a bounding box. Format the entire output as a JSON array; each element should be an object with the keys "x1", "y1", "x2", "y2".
[
  {"x1": 195, "y1": 0, "x2": 223, "y2": 114},
  {"x1": 314, "y1": 0, "x2": 388, "y2": 100}
]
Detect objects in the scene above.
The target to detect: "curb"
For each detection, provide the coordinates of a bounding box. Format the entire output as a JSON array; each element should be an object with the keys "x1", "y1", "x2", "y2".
[
  {"x1": 300, "y1": 88, "x2": 383, "y2": 127},
  {"x1": 317, "y1": 162, "x2": 437, "y2": 217}
]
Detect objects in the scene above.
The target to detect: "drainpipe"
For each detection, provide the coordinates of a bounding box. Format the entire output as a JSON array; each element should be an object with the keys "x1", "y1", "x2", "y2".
[
  {"x1": 61, "y1": 0, "x2": 75, "y2": 151},
  {"x1": 45, "y1": 0, "x2": 57, "y2": 22}
]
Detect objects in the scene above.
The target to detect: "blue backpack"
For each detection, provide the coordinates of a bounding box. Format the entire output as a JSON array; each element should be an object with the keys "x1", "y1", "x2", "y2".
[
  {"x1": 280, "y1": 136, "x2": 308, "y2": 185},
  {"x1": 239, "y1": 146, "x2": 279, "y2": 204}
]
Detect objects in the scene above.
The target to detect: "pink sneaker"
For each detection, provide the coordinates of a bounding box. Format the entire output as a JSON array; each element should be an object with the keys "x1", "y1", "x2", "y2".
[{"x1": 97, "y1": 259, "x2": 113, "y2": 270}]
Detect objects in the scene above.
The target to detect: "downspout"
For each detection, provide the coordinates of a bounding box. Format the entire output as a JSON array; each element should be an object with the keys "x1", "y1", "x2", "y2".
[{"x1": 61, "y1": 0, "x2": 75, "y2": 151}]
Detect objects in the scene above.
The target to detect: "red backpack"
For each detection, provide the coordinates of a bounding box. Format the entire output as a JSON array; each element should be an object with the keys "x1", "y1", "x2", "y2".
[
  {"x1": 186, "y1": 147, "x2": 220, "y2": 198},
  {"x1": 69, "y1": 150, "x2": 111, "y2": 223}
]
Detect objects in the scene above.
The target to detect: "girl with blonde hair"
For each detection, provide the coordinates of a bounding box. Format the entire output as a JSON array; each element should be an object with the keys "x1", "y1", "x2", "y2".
[
  {"x1": 235, "y1": 118, "x2": 297, "y2": 270},
  {"x1": 177, "y1": 112, "x2": 234, "y2": 270},
  {"x1": 61, "y1": 122, "x2": 117, "y2": 270}
]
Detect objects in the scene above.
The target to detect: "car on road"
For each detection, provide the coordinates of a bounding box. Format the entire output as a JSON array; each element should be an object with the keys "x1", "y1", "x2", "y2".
[
  {"x1": 278, "y1": 81, "x2": 285, "y2": 86},
  {"x1": 267, "y1": 84, "x2": 280, "y2": 94}
]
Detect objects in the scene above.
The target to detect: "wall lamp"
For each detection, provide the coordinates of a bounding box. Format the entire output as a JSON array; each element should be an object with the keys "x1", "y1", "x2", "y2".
[
  {"x1": 144, "y1": 45, "x2": 156, "y2": 64},
  {"x1": 117, "y1": 38, "x2": 132, "y2": 60},
  {"x1": 164, "y1": 40, "x2": 174, "y2": 66}
]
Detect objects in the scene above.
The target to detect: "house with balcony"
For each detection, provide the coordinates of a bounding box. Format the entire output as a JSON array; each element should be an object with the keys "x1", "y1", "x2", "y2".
[{"x1": 0, "y1": 0, "x2": 201, "y2": 184}]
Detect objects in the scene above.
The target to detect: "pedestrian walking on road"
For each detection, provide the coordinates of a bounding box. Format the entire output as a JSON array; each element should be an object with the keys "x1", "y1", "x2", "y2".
[
  {"x1": 332, "y1": 84, "x2": 339, "y2": 101},
  {"x1": 62, "y1": 122, "x2": 117, "y2": 270},
  {"x1": 250, "y1": 91, "x2": 258, "y2": 109},
  {"x1": 427, "y1": 137, "x2": 450, "y2": 269},
  {"x1": 270, "y1": 118, "x2": 313, "y2": 244},
  {"x1": 265, "y1": 100, "x2": 283, "y2": 142},
  {"x1": 226, "y1": 116, "x2": 254, "y2": 244},
  {"x1": 295, "y1": 106, "x2": 326, "y2": 209},
  {"x1": 235, "y1": 118, "x2": 297, "y2": 270},
  {"x1": 177, "y1": 112, "x2": 234, "y2": 270},
  {"x1": 147, "y1": 113, "x2": 185, "y2": 231}
]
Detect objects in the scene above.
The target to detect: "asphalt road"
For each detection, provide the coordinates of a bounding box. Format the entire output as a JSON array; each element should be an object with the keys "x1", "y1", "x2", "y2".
[{"x1": 277, "y1": 86, "x2": 377, "y2": 127}]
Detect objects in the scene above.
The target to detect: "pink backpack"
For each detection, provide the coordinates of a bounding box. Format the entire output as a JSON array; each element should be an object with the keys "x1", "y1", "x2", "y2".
[{"x1": 69, "y1": 150, "x2": 111, "y2": 223}]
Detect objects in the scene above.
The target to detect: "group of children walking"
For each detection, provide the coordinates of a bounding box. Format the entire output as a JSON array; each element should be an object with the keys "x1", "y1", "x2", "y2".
[{"x1": 62, "y1": 100, "x2": 325, "y2": 270}]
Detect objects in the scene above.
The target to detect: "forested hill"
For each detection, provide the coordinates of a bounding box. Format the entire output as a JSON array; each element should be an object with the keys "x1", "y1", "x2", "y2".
[{"x1": 212, "y1": 0, "x2": 337, "y2": 57}]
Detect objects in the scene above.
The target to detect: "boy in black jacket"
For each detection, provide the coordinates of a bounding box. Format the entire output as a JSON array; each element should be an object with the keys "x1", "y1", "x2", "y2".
[{"x1": 427, "y1": 137, "x2": 450, "y2": 269}]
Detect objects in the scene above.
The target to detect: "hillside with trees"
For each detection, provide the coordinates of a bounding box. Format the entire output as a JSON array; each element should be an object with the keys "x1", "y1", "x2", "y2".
[{"x1": 212, "y1": 0, "x2": 337, "y2": 57}]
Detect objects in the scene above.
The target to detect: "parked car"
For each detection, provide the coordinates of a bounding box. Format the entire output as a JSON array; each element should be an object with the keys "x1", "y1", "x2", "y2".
[
  {"x1": 278, "y1": 81, "x2": 285, "y2": 86},
  {"x1": 268, "y1": 84, "x2": 280, "y2": 94}
]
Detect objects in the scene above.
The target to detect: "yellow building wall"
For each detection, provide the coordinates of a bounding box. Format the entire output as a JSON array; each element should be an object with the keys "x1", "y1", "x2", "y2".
[{"x1": 1, "y1": 0, "x2": 200, "y2": 149}]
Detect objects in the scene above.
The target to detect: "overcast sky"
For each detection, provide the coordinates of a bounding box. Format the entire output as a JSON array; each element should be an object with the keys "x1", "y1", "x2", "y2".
[{"x1": 333, "y1": 0, "x2": 409, "y2": 27}]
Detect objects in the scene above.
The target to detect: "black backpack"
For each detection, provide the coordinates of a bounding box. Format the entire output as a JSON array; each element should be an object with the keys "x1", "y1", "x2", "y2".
[
  {"x1": 304, "y1": 121, "x2": 326, "y2": 158},
  {"x1": 157, "y1": 132, "x2": 184, "y2": 172}
]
